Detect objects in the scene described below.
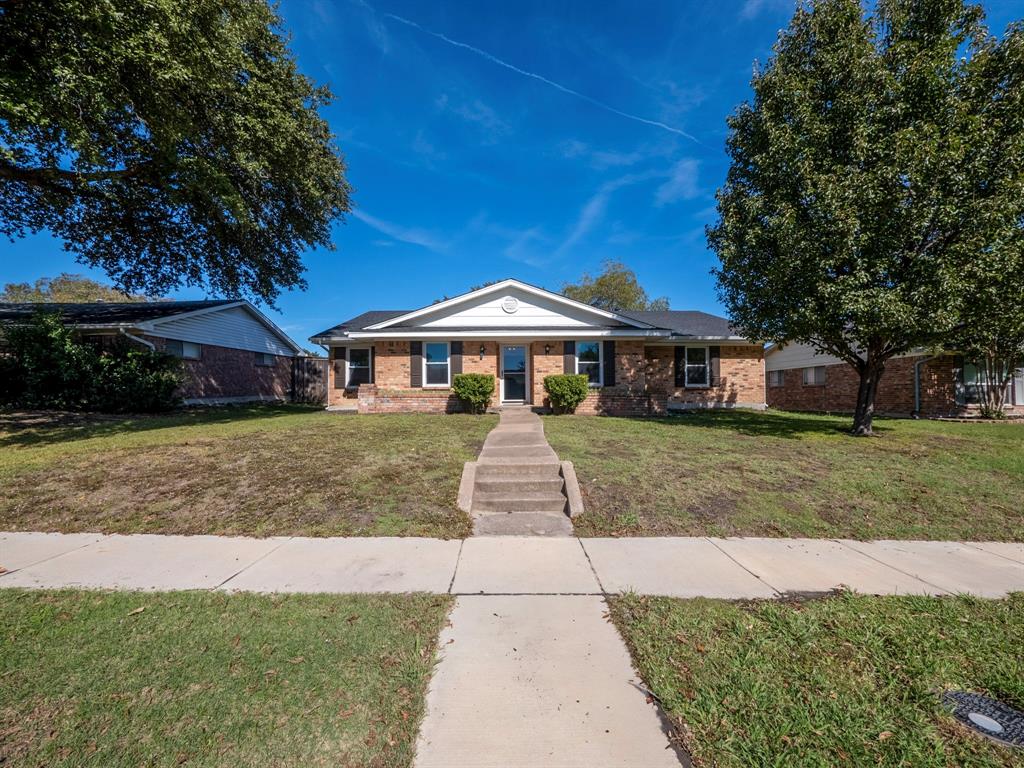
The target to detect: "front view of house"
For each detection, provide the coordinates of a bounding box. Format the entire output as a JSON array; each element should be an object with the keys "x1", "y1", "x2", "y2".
[{"x1": 311, "y1": 279, "x2": 766, "y2": 415}]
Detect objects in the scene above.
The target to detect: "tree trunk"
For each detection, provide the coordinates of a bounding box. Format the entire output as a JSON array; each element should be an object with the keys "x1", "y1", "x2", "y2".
[{"x1": 851, "y1": 359, "x2": 886, "y2": 436}]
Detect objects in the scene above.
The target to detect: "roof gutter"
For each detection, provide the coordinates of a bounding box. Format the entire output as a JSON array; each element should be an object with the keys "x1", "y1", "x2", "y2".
[{"x1": 119, "y1": 328, "x2": 155, "y2": 350}]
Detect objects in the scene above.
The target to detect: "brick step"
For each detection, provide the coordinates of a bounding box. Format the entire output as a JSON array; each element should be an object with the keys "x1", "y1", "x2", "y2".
[
  {"x1": 471, "y1": 512, "x2": 574, "y2": 537},
  {"x1": 473, "y1": 492, "x2": 567, "y2": 514},
  {"x1": 474, "y1": 477, "x2": 566, "y2": 495},
  {"x1": 475, "y1": 461, "x2": 563, "y2": 477}
]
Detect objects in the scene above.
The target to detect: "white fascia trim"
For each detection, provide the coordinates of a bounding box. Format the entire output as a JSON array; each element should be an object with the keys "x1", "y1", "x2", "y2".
[
  {"x1": 646, "y1": 336, "x2": 758, "y2": 344},
  {"x1": 139, "y1": 300, "x2": 305, "y2": 355},
  {"x1": 361, "y1": 278, "x2": 659, "y2": 331},
  {"x1": 342, "y1": 329, "x2": 672, "y2": 340}
]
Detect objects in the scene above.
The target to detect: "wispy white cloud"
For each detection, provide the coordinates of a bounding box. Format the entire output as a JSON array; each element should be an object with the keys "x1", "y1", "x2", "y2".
[
  {"x1": 556, "y1": 171, "x2": 660, "y2": 256},
  {"x1": 351, "y1": 210, "x2": 447, "y2": 252},
  {"x1": 655, "y1": 158, "x2": 700, "y2": 206},
  {"x1": 382, "y1": 11, "x2": 698, "y2": 141},
  {"x1": 436, "y1": 94, "x2": 512, "y2": 143},
  {"x1": 344, "y1": 0, "x2": 392, "y2": 52},
  {"x1": 559, "y1": 139, "x2": 677, "y2": 171},
  {"x1": 740, "y1": 0, "x2": 791, "y2": 20}
]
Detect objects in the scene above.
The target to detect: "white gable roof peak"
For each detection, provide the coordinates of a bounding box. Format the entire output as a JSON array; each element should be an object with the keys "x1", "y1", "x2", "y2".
[{"x1": 363, "y1": 278, "x2": 658, "y2": 331}]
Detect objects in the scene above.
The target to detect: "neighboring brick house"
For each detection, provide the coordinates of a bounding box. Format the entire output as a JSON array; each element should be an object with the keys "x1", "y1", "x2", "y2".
[
  {"x1": 310, "y1": 279, "x2": 766, "y2": 415},
  {"x1": 765, "y1": 342, "x2": 1024, "y2": 418},
  {"x1": 0, "y1": 300, "x2": 309, "y2": 404}
]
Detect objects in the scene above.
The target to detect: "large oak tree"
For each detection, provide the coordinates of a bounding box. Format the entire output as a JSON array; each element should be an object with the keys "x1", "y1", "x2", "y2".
[
  {"x1": 0, "y1": 0, "x2": 351, "y2": 304},
  {"x1": 708, "y1": 0, "x2": 1024, "y2": 434}
]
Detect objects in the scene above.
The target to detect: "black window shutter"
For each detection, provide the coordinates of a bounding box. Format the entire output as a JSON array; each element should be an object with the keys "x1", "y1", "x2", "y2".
[
  {"x1": 369, "y1": 346, "x2": 375, "y2": 385},
  {"x1": 563, "y1": 341, "x2": 575, "y2": 374},
  {"x1": 953, "y1": 354, "x2": 965, "y2": 405},
  {"x1": 602, "y1": 340, "x2": 615, "y2": 387},
  {"x1": 710, "y1": 346, "x2": 721, "y2": 386},
  {"x1": 451, "y1": 341, "x2": 463, "y2": 376},
  {"x1": 410, "y1": 341, "x2": 423, "y2": 387},
  {"x1": 333, "y1": 347, "x2": 346, "y2": 389},
  {"x1": 674, "y1": 346, "x2": 685, "y2": 388}
]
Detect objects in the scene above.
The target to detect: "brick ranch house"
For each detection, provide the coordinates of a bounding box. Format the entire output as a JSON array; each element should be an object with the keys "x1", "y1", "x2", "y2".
[
  {"x1": 311, "y1": 279, "x2": 766, "y2": 415},
  {"x1": 0, "y1": 300, "x2": 308, "y2": 404},
  {"x1": 766, "y1": 342, "x2": 1024, "y2": 418}
]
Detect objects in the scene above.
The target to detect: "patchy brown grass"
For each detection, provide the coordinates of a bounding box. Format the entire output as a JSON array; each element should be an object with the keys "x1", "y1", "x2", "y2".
[
  {"x1": 0, "y1": 406, "x2": 495, "y2": 538},
  {"x1": 544, "y1": 410, "x2": 1024, "y2": 540}
]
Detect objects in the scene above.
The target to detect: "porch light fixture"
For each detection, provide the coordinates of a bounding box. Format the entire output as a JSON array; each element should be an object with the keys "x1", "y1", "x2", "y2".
[
  {"x1": 545, "y1": 344, "x2": 551, "y2": 355},
  {"x1": 479, "y1": 344, "x2": 485, "y2": 360}
]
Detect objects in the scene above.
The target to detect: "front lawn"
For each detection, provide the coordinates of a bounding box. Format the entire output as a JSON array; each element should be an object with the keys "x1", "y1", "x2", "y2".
[
  {"x1": 611, "y1": 592, "x2": 1024, "y2": 768},
  {"x1": 543, "y1": 410, "x2": 1024, "y2": 540},
  {"x1": 0, "y1": 589, "x2": 451, "y2": 768},
  {"x1": 0, "y1": 406, "x2": 495, "y2": 538}
]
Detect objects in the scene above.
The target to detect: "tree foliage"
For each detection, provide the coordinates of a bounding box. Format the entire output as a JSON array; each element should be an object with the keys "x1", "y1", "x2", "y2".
[
  {"x1": 1, "y1": 273, "x2": 154, "y2": 303},
  {"x1": 562, "y1": 260, "x2": 669, "y2": 312},
  {"x1": 0, "y1": 0, "x2": 351, "y2": 305},
  {"x1": 708, "y1": 0, "x2": 1024, "y2": 434}
]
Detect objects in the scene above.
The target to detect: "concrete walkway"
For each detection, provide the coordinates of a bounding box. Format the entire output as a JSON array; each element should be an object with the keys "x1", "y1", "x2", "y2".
[{"x1": 2, "y1": 531, "x2": 1021, "y2": 597}]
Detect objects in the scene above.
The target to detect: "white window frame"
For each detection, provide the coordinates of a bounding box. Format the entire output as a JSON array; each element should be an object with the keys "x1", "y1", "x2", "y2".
[
  {"x1": 255, "y1": 351, "x2": 275, "y2": 367},
  {"x1": 684, "y1": 345, "x2": 710, "y2": 388},
  {"x1": 575, "y1": 340, "x2": 603, "y2": 387},
  {"x1": 422, "y1": 341, "x2": 451, "y2": 388},
  {"x1": 768, "y1": 369, "x2": 785, "y2": 388},
  {"x1": 346, "y1": 346, "x2": 373, "y2": 387},
  {"x1": 802, "y1": 366, "x2": 826, "y2": 386},
  {"x1": 166, "y1": 339, "x2": 201, "y2": 360}
]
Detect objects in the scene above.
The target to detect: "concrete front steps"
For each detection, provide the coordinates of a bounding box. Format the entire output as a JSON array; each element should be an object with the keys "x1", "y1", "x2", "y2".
[{"x1": 461, "y1": 407, "x2": 580, "y2": 537}]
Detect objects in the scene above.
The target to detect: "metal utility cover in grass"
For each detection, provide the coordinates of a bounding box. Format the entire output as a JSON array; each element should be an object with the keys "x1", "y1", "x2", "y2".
[{"x1": 943, "y1": 691, "x2": 1024, "y2": 748}]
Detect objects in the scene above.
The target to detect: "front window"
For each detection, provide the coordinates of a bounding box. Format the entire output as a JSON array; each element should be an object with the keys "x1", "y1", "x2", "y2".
[
  {"x1": 424, "y1": 342, "x2": 450, "y2": 386},
  {"x1": 802, "y1": 366, "x2": 826, "y2": 386},
  {"x1": 768, "y1": 370, "x2": 784, "y2": 387},
  {"x1": 576, "y1": 341, "x2": 602, "y2": 386},
  {"x1": 347, "y1": 348, "x2": 371, "y2": 386},
  {"x1": 166, "y1": 339, "x2": 201, "y2": 360},
  {"x1": 685, "y1": 346, "x2": 709, "y2": 387}
]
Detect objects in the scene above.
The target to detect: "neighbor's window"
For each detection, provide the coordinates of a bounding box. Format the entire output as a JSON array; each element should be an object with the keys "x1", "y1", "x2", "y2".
[
  {"x1": 166, "y1": 339, "x2": 201, "y2": 359},
  {"x1": 1015, "y1": 368, "x2": 1024, "y2": 404},
  {"x1": 575, "y1": 341, "x2": 602, "y2": 386},
  {"x1": 685, "y1": 346, "x2": 709, "y2": 387},
  {"x1": 802, "y1": 366, "x2": 826, "y2": 386},
  {"x1": 960, "y1": 362, "x2": 1015, "y2": 404},
  {"x1": 768, "y1": 370, "x2": 785, "y2": 387},
  {"x1": 424, "y1": 342, "x2": 450, "y2": 386},
  {"x1": 347, "y1": 348, "x2": 371, "y2": 386},
  {"x1": 255, "y1": 352, "x2": 275, "y2": 367}
]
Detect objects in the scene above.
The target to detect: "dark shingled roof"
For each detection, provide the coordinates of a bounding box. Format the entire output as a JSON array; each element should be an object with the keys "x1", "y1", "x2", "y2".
[
  {"x1": 0, "y1": 300, "x2": 237, "y2": 325},
  {"x1": 314, "y1": 308, "x2": 739, "y2": 338},
  {"x1": 619, "y1": 310, "x2": 739, "y2": 338}
]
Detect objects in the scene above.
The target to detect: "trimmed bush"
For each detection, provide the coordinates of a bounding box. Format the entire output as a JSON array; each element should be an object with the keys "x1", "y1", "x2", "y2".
[
  {"x1": 543, "y1": 373, "x2": 590, "y2": 414},
  {"x1": 452, "y1": 373, "x2": 495, "y2": 414},
  {"x1": 1, "y1": 311, "x2": 183, "y2": 412}
]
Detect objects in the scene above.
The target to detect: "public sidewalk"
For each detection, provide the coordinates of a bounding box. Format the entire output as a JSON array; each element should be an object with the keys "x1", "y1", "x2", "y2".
[{"x1": 1, "y1": 531, "x2": 1021, "y2": 597}]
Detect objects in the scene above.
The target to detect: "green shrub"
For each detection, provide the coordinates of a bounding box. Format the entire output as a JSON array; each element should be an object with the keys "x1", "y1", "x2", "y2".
[
  {"x1": 543, "y1": 373, "x2": 590, "y2": 414},
  {"x1": 452, "y1": 373, "x2": 495, "y2": 414},
  {"x1": 1, "y1": 311, "x2": 183, "y2": 412}
]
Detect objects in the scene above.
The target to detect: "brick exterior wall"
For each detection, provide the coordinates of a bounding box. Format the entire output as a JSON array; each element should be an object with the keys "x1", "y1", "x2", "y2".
[
  {"x1": 765, "y1": 354, "x2": 1021, "y2": 417},
  {"x1": 145, "y1": 336, "x2": 291, "y2": 401},
  {"x1": 326, "y1": 339, "x2": 766, "y2": 415}
]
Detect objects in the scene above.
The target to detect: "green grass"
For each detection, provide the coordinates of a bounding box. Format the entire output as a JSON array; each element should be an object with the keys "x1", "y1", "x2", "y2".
[
  {"x1": 0, "y1": 406, "x2": 496, "y2": 538},
  {"x1": 0, "y1": 589, "x2": 451, "y2": 768},
  {"x1": 542, "y1": 410, "x2": 1024, "y2": 540},
  {"x1": 611, "y1": 592, "x2": 1024, "y2": 768}
]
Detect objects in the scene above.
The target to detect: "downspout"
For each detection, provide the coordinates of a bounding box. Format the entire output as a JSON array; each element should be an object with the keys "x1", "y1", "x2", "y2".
[
  {"x1": 913, "y1": 355, "x2": 938, "y2": 418},
  {"x1": 119, "y1": 328, "x2": 155, "y2": 350}
]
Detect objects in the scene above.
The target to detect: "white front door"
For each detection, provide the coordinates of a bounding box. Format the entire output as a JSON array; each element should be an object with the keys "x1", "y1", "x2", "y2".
[{"x1": 500, "y1": 345, "x2": 528, "y2": 403}]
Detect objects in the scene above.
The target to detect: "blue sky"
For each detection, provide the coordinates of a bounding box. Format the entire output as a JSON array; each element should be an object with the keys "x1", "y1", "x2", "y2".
[{"x1": 2, "y1": 0, "x2": 1020, "y2": 347}]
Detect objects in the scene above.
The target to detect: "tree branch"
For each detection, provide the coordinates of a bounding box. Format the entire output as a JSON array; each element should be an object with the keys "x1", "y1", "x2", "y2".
[{"x1": 0, "y1": 158, "x2": 151, "y2": 186}]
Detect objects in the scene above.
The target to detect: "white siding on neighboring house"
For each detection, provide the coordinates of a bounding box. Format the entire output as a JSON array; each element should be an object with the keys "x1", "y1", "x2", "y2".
[
  {"x1": 765, "y1": 343, "x2": 843, "y2": 371},
  {"x1": 413, "y1": 287, "x2": 620, "y2": 329},
  {"x1": 148, "y1": 306, "x2": 296, "y2": 356}
]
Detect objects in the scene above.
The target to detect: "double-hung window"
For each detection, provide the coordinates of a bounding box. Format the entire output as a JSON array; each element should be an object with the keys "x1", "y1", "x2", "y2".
[
  {"x1": 166, "y1": 339, "x2": 201, "y2": 360},
  {"x1": 424, "y1": 342, "x2": 450, "y2": 386},
  {"x1": 961, "y1": 361, "x2": 1018, "y2": 404},
  {"x1": 1015, "y1": 368, "x2": 1024, "y2": 405},
  {"x1": 768, "y1": 369, "x2": 784, "y2": 387},
  {"x1": 347, "y1": 348, "x2": 371, "y2": 386},
  {"x1": 802, "y1": 366, "x2": 826, "y2": 386},
  {"x1": 255, "y1": 352, "x2": 275, "y2": 367},
  {"x1": 685, "y1": 346, "x2": 709, "y2": 387},
  {"x1": 575, "y1": 341, "x2": 602, "y2": 386}
]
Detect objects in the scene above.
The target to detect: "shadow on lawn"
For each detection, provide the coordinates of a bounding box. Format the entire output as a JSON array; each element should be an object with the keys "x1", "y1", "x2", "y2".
[
  {"x1": 647, "y1": 409, "x2": 892, "y2": 439},
  {"x1": 0, "y1": 403, "x2": 320, "y2": 449}
]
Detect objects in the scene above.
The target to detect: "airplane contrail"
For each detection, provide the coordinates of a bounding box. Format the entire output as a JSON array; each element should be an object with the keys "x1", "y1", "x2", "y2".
[{"x1": 384, "y1": 12, "x2": 698, "y2": 142}]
